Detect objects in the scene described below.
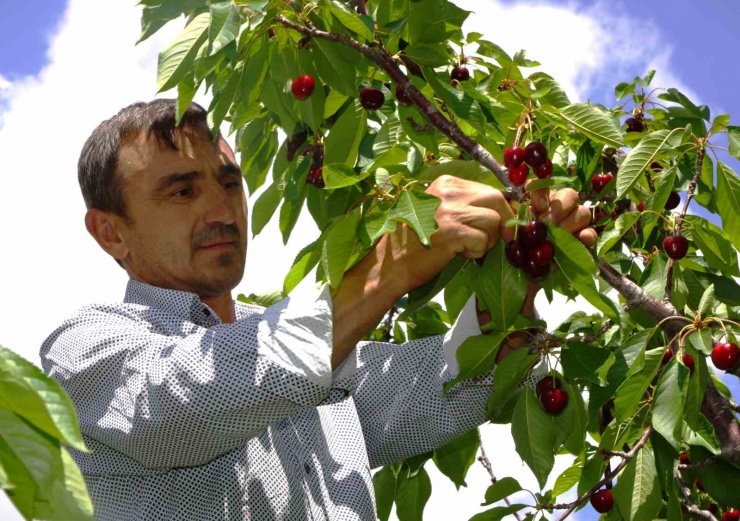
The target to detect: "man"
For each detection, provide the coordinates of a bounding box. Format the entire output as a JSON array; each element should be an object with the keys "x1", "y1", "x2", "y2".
[{"x1": 41, "y1": 99, "x2": 593, "y2": 520}]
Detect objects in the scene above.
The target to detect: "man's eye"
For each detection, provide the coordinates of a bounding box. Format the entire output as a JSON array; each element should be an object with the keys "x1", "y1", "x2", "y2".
[
  {"x1": 224, "y1": 180, "x2": 241, "y2": 190},
  {"x1": 172, "y1": 187, "x2": 193, "y2": 198}
]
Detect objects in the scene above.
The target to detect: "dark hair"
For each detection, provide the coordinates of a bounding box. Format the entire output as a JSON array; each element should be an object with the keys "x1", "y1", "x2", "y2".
[
  {"x1": 78, "y1": 99, "x2": 215, "y2": 269},
  {"x1": 77, "y1": 98, "x2": 214, "y2": 220}
]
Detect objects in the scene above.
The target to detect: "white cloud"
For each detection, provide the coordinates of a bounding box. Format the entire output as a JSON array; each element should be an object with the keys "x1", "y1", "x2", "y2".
[{"x1": 0, "y1": 0, "x2": 696, "y2": 520}]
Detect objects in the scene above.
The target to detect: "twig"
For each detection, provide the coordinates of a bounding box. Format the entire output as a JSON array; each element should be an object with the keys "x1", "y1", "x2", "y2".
[
  {"x1": 675, "y1": 471, "x2": 718, "y2": 521},
  {"x1": 477, "y1": 431, "x2": 524, "y2": 521},
  {"x1": 577, "y1": 320, "x2": 614, "y2": 343},
  {"x1": 663, "y1": 146, "x2": 706, "y2": 302}
]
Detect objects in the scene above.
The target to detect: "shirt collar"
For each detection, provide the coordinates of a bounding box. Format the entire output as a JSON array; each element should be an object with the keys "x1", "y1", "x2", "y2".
[{"x1": 124, "y1": 279, "x2": 220, "y2": 325}]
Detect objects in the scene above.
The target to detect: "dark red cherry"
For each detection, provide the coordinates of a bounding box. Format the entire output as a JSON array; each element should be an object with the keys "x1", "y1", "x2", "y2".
[
  {"x1": 625, "y1": 117, "x2": 644, "y2": 132},
  {"x1": 535, "y1": 375, "x2": 561, "y2": 397},
  {"x1": 508, "y1": 163, "x2": 529, "y2": 186},
  {"x1": 535, "y1": 159, "x2": 553, "y2": 179},
  {"x1": 682, "y1": 353, "x2": 695, "y2": 374},
  {"x1": 523, "y1": 258, "x2": 550, "y2": 278},
  {"x1": 636, "y1": 201, "x2": 645, "y2": 212},
  {"x1": 591, "y1": 172, "x2": 614, "y2": 193},
  {"x1": 540, "y1": 388, "x2": 568, "y2": 414},
  {"x1": 520, "y1": 221, "x2": 547, "y2": 249},
  {"x1": 663, "y1": 235, "x2": 689, "y2": 260},
  {"x1": 590, "y1": 489, "x2": 614, "y2": 513},
  {"x1": 528, "y1": 240, "x2": 554, "y2": 267},
  {"x1": 395, "y1": 84, "x2": 412, "y2": 106},
  {"x1": 291, "y1": 74, "x2": 316, "y2": 100},
  {"x1": 711, "y1": 342, "x2": 739, "y2": 370},
  {"x1": 359, "y1": 87, "x2": 385, "y2": 110},
  {"x1": 451, "y1": 66, "x2": 470, "y2": 82},
  {"x1": 665, "y1": 191, "x2": 681, "y2": 210},
  {"x1": 505, "y1": 240, "x2": 526, "y2": 268},
  {"x1": 524, "y1": 142, "x2": 548, "y2": 168}
]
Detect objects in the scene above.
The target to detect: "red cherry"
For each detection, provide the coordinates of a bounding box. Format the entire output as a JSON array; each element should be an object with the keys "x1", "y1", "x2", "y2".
[
  {"x1": 528, "y1": 240, "x2": 554, "y2": 267},
  {"x1": 665, "y1": 191, "x2": 681, "y2": 210},
  {"x1": 523, "y1": 258, "x2": 550, "y2": 278},
  {"x1": 395, "y1": 84, "x2": 412, "y2": 106},
  {"x1": 723, "y1": 509, "x2": 740, "y2": 521},
  {"x1": 307, "y1": 166, "x2": 324, "y2": 188},
  {"x1": 291, "y1": 74, "x2": 316, "y2": 100},
  {"x1": 591, "y1": 172, "x2": 614, "y2": 193},
  {"x1": 711, "y1": 342, "x2": 739, "y2": 370},
  {"x1": 540, "y1": 388, "x2": 568, "y2": 414},
  {"x1": 524, "y1": 142, "x2": 548, "y2": 168},
  {"x1": 679, "y1": 452, "x2": 690, "y2": 464},
  {"x1": 694, "y1": 478, "x2": 704, "y2": 491},
  {"x1": 504, "y1": 146, "x2": 526, "y2": 168},
  {"x1": 451, "y1": 66, "x2": 470, "y2": 82},
  {"x1": 625, "y1": 117, "x2": 644, "y2": 132},
  {"x1": 682, "y1": 353, "x2": 695, "y2": 374},
  {"x1": 520, "y1": 221, "x2": 547, "y2": 249},
  {"x1": 508, "y1": 163, "x2": 529, "y2": 186},
  {"x1": 535, "y1": 159, "x2": 553, "y2": 179},
  {"x1": 592, "y1": 209, "x2": 608, "y2": 225},
  {"x1": 505, "y1": 240, "x2": 526, "y2": 268},
  {"x1": 706, "y1": 504, "x2": 719, "y2": 515},
  {"x1": 663, "y1": 235, "x2": 689, "y2": 260},
  {"x1": 590, "y1": 489, "x2": 614, "y2": 513},
  {"x1": 535, "y1": 375, "x2": 561, "y2": 397},
  {"x1": 662, "y1": 349, "x2": 673, "y2": 365},
  {"x1": 359, "y1": 87, "x2": 385, "y2": 110},
  {"x1": 636, "y1": 201, "x2": 645, "y2": 212}
]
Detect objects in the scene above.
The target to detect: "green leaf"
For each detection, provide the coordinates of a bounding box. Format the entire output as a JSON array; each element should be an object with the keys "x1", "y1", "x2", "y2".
[
  {"x1": 651, "y1": 361, "x2": 689, "y2": 449},
  {"x1": 328, "y1": 1, "x2": 374, "y2": 41},
  {"x1": 561, "y1": 342, "x2": 615, "y2": 386},
  {"x1": 156, "y1": 13, "x2": 210, "y2": 92},
  {"x1": 0, "y1": 347, "x2": 87, "y2": 451},
  {"x1": 616, "y1": 128, "x2": 684, "y2": 199},
  {"x1": 487, "y1": 347, "x2": 539, "y2": 413},
  {"x1": 320, "y1": 210, "x2": 361, "y2": 289},
  {"x1": 445, "y1": 333, "x2": 506, "y2": 392},
  {"x1": 208, "y1": 2, "x2": 240, "y2": 55},
  {"x1": 694, "y1": 446, "x2": 740, "y2": 508},
  {"x1": 324, "y1": 101, "x2": 367, "y2": 166},
  {"x1": 511, "y1": 388, "x2": 556, "y2": 489},
  {"x1": 557, "y1": 103, "x2": 624, "y2": 148},
  {"x1": 388, "y1": 191, "x2": 441, "y2": 246},
  {"x1": 684, "y1": 215, "x2": 739, "y2": 276},
  {"x1": 482, "y1": 476, "x2": 522, "y2": 505},
  {"x1": 471, "y1": 241, "x2": 527, "y2": 331},
  {"x1": 138, "y1": 0, "x2": 203, "y2": 44},
  {"x1": 612, "y1": 446, "x2": 663, "y2": 521},
  {"x1": 373, "y1": 465, "x2": 397, "y2": 521},
  {"x1": 433, "y1": 429, "x2": 479, "y2": 490},
  {"x1": 283, "y1": 239, "x2": 322, "y2": 295},
  {"x1": 251, "y1": 182, "x2": 281, "y2": 236},
  {"x1": 311, "y1": 39, "x2": 358, "y2": 97},
  {"x1": 552, "y1": 455, "x2": 583, "y2": 497},
  {"x1": 727, "y1": 126, "x2": 740, "y2": 159},
  {"x1": 548, "y1": 226, "x2": 619, "y2": 321},
  {"x1": 613, "y1": 347, "x2": 664, "y2": 422},
  {"x1": 395, "y1": 466, "x2": 432, "y2": 521},
  {"x1": 322, "y1": 164, "x2": 368, "y2": 189},
  {"x1": 468, "y1": 504, "x2": 528, "y2": 521},
  {"x1": 716, "y1": 162, "x2": 740, "y2": 250},
  {"x1": 596, "y1": 212, "x2": 640, "y2": 257}
]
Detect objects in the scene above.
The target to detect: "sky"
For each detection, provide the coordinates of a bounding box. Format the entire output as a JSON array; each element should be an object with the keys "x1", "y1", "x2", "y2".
[{"x1": 0, "y1": 1, "x2": 738, "y2": 520}]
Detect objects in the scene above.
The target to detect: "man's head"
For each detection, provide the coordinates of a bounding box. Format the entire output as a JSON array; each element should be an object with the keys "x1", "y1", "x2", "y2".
[{"x1": 79, "y1": 99, "x2": 248, "y2": 298}]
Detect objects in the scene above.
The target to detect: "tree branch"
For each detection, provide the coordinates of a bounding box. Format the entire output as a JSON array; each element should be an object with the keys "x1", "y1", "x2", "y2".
[{"x1": 477, "y1": 431, "x2": 524, "y2": 521}]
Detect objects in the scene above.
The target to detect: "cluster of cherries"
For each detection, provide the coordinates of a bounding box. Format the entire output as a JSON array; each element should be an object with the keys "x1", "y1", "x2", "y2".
[
  {"x1": 291, "y1": 74, "x2": 387, "y2": 111},
  {"x1": 306, "y1": 144, "x2": 325, "y2": 188},
  {"x1": 505, "y1": 221, "x2": 554, "y2": 278},
  {"x1": 535, "y1": 375, "x2": 567, "y2": 415},
  {"x1": 503, "y1": 142, "x2": 553, "y2": 186},
  {"x1": 662, "y1": 341, "x2": 738, "y2": 375}
]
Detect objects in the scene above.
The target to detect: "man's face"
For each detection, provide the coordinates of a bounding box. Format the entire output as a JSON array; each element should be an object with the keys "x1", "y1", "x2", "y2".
[{"x1": 115, "y1": 130, "x2": 248, "y2": 298}]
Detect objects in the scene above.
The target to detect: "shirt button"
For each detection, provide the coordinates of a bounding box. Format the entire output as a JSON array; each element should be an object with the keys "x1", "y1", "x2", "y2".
[{"x1": 304, "y1": 462, "x2": 311, "y2": 474}]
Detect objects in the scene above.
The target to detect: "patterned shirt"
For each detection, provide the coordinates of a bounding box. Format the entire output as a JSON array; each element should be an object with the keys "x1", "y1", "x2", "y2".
[{"x1": 40, "y1": 279, "x2": 495, "y2": 520}]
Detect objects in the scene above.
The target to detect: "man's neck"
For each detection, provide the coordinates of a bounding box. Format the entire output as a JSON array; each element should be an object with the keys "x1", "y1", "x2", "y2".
[{"x1": 202, "y1": 293, "x2": 235, "y2": 324}]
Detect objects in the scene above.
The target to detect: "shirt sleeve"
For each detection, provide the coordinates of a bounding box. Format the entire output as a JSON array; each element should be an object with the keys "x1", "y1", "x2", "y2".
[
  {"x1": 39, "y1": 285, "x2": 345, "y2": 470},
  {"x1": 349, "y1": 295, "x2": 507, "y2": 469}
]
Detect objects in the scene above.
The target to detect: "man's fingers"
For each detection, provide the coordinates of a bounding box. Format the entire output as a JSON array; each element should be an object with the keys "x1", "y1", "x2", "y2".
[
  {"x1": 542, "y1": 188, "x2": 579, "y2": 224},
  {"x1": 555, "y1": 206, "x2": 592, "y2": 234},
  {"x1": 527, "y1": 181, "x2": 550, "y2": 215},
  {"x1": 578, "y1": 227, "x2": 599, "y2": 249}
]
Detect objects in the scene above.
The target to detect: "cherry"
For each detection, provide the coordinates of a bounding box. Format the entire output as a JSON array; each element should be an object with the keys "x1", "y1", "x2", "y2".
[
  {"x1": 291, "y1": 74, "x2": 316, "y2": 100},
  {"x1": 535, "y1": 375, "x2": 561, "y2": 397},
  {"x1": 663, "y1": 235, "x2": 689, "y2": 260},
  {"x1": 524, "y1": 142, "x2": 548, "y2": 168},
  {"x1": 528, "y1": 240, "x2": 554, "y2": 267},
  {"x1": 679, "y1": 452, "x2": 690, "y2": 464},
  {"x1": 508, "y1": 163, "x2": 529, "y2": 186},
  {"x1": 694, "y1": 479, "x2": 704, "y2": 491},
  {"x1": 535, "y1": 159, "x2": 553, "y2": 179},
  {"x1": 307, "y1": 166, "x2": 324, "y2": 188},
  {"x1": 566, "y1": 165, "x2": 576, "y2": 176},
  {"x1": 505, "y1": 240, "x2": 526, "y2": 268},
  {"x1": 591, "y1": 172, "x2": 614, "y2": 193},
  {"x1": 359, "y1": 87, "x2": 385, "y2": 110},
  {"x1": 590, "y1": 489, "x2": 614, "y2": 513},
  {"x1": 395, "y1": 84, "x2": 412, "y2": 106},
  {"x1": 520, "y1": 221, "x2": 547, "y2": 249},
  {"x1": 592, "y1": 209, "x2": 608, "y2": 225},
  {"x1": 285, "y1": 128, "x2": 308, "y2": 161},
  {"x1": 625, "y1": 117, "x2": 644, "y2": 133},
  {"x1": 711, "y1": 342, "x2": 739, "y2": 370},
  {"x1": 723, "y1": 509, "x2": 740, "y2": 521},
  {"x1": 706, "y1": 504, "x2": 719, "y2": 515},
  {"x1": 662, "y1": 349, "x2": 673, "y2": 365},
  {"x1": 682, "y1": 353, "x2": 695, "y2": 374},
  {"x1": 636, "y1": 201, "x2": 645, "y2": 212},
  {"x1": 540, "y1": 388, "x2": 568, "y2": 414},
  {"x1": 451, "y1": 65, "x2": 470, "y2": 82},
  {"x1": 523, "y1": 258, "x2": 550, "y2": 278},
  {"x1": 503, "y1": 146, "x2": 525, "y2": 168},
  {"x1": 665, "y1": 191, "x2": 681, "y2": 210}
]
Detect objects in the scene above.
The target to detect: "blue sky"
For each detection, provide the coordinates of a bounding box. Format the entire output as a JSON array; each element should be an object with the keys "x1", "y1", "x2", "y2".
[{"x1": 0, "y1": 2, "x2": 737, "y2": 521}]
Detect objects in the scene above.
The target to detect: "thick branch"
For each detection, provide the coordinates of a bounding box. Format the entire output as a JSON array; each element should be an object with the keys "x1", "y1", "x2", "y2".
[{"x1": 275, "y1": 15, "x2": 518, "y2": 195}]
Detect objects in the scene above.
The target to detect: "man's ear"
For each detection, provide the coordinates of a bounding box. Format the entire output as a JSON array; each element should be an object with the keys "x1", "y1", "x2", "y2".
[{"x1": 84, "y1": 209, "x2": 129, "y2": 263}]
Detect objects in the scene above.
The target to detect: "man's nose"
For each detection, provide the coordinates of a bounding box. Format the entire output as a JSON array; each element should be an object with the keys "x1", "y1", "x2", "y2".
[{"x1": 202, "y1": 181, "x2": 236, "y2": 225}]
